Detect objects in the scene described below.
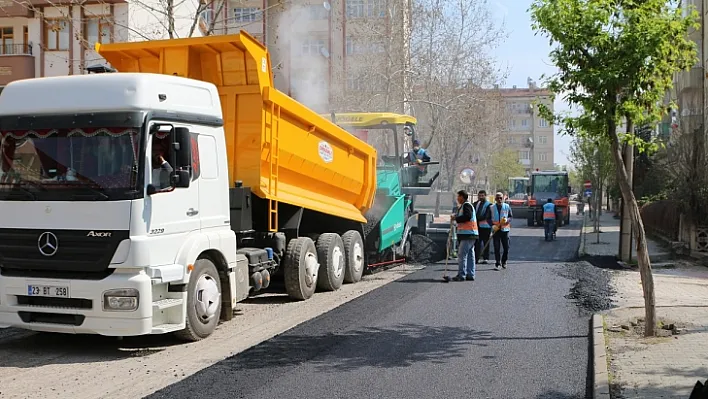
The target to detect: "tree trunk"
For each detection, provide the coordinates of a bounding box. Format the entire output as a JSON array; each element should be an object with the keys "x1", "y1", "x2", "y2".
[{"x1": 607, "y1": 119, "x2": 656, "y2": 337}]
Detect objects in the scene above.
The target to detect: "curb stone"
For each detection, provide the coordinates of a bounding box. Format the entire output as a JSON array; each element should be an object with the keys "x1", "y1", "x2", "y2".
[
  {"x1": 578, "y1": 211, "x2": 588, "y2": 258},
  {"x1": 593, "y1": 314, "x2": 611, "y2": 399}
]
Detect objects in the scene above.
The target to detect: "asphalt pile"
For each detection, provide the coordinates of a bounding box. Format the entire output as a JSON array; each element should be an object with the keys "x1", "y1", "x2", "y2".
[
  {"x1": 407, "y1": 234, "x2": 444, "y2": 264},
  {"x1": 559, "y1": 262, "x2": 616, "y2": 312}
]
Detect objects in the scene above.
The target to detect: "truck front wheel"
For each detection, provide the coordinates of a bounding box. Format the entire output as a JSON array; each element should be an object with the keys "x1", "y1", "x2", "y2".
[
  {"x1": 342, "y1": 230, "x2": 365, "y2": 284},
  {"x1": 316, "y1": 233, "x2": 346, "y2": 292},
  {"x1": 284, "y1": 237, "x2": 319, "y2": 300},
  {"x1": 175, "y1": 258, "x2": 222, "y2": 342}
]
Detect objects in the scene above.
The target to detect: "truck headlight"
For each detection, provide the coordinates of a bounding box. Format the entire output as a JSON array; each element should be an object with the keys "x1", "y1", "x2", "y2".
[{"x1": 103, "y1": 288, "x2": 139, "y2": 311}]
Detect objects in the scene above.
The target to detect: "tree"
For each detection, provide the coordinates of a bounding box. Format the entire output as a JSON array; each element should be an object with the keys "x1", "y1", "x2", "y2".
[
  {"x1": 489, "y1": 148, "x2": 525, "y2": 193},
  {"x1": 530, "y1": 0, "x2": 698, "y2": 336},
  {"x1": 570, "y1": 133, "x2": 614, "y2": 238}
]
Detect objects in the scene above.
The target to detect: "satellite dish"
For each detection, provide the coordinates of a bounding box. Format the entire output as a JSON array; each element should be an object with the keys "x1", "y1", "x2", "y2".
[
  {"x1": 323, "y1": 1, "x2": 331, "y2": 11},
  {"x1": 459, "y1": 168, "x2": 475, "y2": 184},
  {"x1": 320, "y1": 47, "x2": 330, "y2": 58}
]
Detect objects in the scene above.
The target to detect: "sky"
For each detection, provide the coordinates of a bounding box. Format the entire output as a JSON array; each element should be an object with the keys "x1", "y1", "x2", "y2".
[{"x1": 490, "y1": 0, "x2": 572, "y2": 167}]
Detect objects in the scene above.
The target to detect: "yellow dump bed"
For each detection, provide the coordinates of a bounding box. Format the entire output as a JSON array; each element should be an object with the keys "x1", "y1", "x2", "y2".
[{"x1": 96, "y1": 31, "x2": 376, "y2": 223}]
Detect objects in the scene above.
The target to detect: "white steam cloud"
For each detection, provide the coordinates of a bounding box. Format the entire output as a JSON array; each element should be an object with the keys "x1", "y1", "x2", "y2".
[{"x1": 274, "y1": 4, "x2": 330, "y2": 113}]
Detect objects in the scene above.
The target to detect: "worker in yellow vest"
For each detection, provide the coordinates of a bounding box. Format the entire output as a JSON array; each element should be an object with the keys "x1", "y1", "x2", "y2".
[{"x1": 450, "y1": 190, "x2": 479, "y2": 281}]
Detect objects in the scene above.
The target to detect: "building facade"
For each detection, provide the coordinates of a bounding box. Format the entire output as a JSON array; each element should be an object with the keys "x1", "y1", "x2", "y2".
[
  {"x1": 0, "y1": 0, "x2": 411, "y2": 115},
  {"x1": 0, "y1": 0, "x2": 202, "y2": 88},
  {"x1": 500, "y1": 80, "x2": 555, "y2": 173},
  {"x1": 208, "y1": 0, "x2": 411, "y2": 114}
]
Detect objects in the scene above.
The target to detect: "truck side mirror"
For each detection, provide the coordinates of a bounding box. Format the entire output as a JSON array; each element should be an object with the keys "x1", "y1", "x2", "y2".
[
  {"x1": 172, "y1": 170, "x2": 191, "y2": 188},
  {"x1": 567, "y1": 185, "x2": 572, "y2": 194}
]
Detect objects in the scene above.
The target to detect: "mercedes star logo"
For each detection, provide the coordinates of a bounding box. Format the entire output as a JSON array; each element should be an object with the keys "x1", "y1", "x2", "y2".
[{"x1": 37, "y1": 232, "x2": 59, "y2": 257}]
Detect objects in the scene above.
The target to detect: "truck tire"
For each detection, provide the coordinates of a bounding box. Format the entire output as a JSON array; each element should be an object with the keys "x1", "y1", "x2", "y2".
[
  {"x1": 565, "y1": 210, "x2": 570, "y2": 225},
  {"x1": 316, "y1": 233, "x2": 346, "y2": 292},
  {"x1": 284, "y1": 237, "x2": 319, "y2": 300},
  {"x1": 342, "y1": 230, "x2": 365, "y2": 284},
  {"x1": 175, "y1": 258, "x2": 222, "y2": 342}
]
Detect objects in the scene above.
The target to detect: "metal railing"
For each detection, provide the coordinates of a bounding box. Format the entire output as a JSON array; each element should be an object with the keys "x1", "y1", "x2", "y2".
[{"x1": 0, "y1": 43, "x2": 32, "y2": 56}]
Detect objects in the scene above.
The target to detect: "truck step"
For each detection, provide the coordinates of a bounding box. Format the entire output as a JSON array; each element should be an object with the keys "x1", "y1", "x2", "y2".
[
  {"x1": 151, "y1": 323, "x2": 185, "y2": 334},
  {"x1": 152, "y1": 298, "x2": 184, "y2": 310}
]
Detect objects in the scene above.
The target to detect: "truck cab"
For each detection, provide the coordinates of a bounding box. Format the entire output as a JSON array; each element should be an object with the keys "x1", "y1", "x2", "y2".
[{"x1": 0, "y1": 73, "x2": 248, "y2": 339}]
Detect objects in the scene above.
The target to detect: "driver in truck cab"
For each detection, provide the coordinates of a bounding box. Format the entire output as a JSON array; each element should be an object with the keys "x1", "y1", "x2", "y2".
[{"x1": 151, "y1": 135, "x2": 174, "y2": 190}]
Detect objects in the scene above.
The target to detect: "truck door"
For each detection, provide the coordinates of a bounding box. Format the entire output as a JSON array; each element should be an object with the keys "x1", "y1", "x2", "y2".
[{"x1": 144, "y1": 124, "x2": 200, "y2": 247}]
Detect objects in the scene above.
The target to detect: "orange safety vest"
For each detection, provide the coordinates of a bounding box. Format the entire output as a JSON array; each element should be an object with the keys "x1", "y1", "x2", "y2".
[{"x1": 456, "y1": 203, "x2": 479, "y2": 236}]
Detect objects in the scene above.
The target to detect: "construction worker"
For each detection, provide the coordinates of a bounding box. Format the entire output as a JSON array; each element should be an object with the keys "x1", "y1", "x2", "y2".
[
  {"x1": 450, "y1": 190, "x2": 478, "y2": 281},
  {"x1": 408, "y1": 139, "x2": 431, "y2": 164},
  {"x1": 473, "y1": 190, "x2": 493, "y2": 264},
  {"x1": 543, "y1": 198, "x2": 557, "y2": 241},
  {"x1": 491, "y1": 191, "x2": 512, "y2": 270}
]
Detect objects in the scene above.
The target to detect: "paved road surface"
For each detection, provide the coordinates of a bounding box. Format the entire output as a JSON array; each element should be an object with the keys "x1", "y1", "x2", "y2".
[{"x1": 150, "y1": 216, "x2": 590, "y2": 399}]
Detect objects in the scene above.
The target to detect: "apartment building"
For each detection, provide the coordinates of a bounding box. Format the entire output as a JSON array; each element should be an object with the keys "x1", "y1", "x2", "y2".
[
  {"x1": 204, "y1": 0, "x2": 410, "y2": 113},
  {"x1": 0, "y1": 0, "x2": 200, "y2": 88},
  {"x1": 0, "y1": 0, "x2": 410, "y2": 114},
  {"x1": 500, "y1": 80, "x2": 555, "y2": 173}
]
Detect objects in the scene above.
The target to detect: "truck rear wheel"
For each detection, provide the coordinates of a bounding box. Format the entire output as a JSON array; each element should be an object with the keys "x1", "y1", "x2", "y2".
[
  {"x1": 316, "y1": 233, "x2": 346, "y2": 292},
  {"x1": 342, "y1": 230, "x2": 365, "y2": 284},
  {"x1": 284, "y1": 237, "x2": 319, "y2": 300},
  {"x1": 175, "y1": 258, "x2": 221, "y2": 342}
]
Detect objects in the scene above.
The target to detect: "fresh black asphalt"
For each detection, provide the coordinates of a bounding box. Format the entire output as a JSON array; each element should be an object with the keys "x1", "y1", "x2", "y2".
[{"x1": 148, "y1": 216, "x2": 592, "y2": 399}]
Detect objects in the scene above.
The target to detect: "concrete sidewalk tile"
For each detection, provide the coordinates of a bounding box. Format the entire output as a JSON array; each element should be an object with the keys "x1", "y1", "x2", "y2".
[{"x1": 605, "y1": 262, "x2": 708, "y2": 399}]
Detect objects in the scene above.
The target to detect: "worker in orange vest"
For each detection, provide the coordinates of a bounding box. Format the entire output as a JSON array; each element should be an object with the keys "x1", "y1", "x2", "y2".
[{"x1": 450, "y1": 190, "x2": 479, "y2": 281}]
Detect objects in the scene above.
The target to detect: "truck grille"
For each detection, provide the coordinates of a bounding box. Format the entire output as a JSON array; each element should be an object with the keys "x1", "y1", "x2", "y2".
[{"x1": 0, "y1": 228, "x2": 129, "y2": 279}]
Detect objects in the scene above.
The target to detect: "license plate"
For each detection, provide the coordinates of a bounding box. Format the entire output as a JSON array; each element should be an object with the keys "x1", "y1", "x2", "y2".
[{"x1": 27, "y1": 285, "x2": 70, "y2": 298}]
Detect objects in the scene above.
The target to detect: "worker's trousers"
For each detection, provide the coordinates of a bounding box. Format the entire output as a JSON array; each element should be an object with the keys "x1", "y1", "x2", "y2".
[
  {"x1": 457, "y1": 238, "x2": 476, "y2": 278},
  {"x1": 493, "y1": 231, "x2": 510, "y2": 266},
  {"x1": 475, "y1": 228, "x2": 491, "y2": 261},
  {"x1": 544, "y1": 220, "x2": 556, "y2": 241}
]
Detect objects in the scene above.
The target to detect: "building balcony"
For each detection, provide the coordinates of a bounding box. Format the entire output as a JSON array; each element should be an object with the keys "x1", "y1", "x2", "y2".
[
  {"x1": 519, "y1": 159, "x2": 531, "y2": 166},
  {"x1": 0, "y1": 44, "x2": 35, "y2": 86}
]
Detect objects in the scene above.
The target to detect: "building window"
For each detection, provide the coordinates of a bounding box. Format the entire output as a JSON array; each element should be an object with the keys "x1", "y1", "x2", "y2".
[
  {"x1": 346, "y1": 76, "x2": 364, "y2": 91},
  {"x1": 539, "y1": 118, "x2": 549, "y2": 128},
  {"x1": 519, "y1": 151, "x2": 530, "y2": 160},
  {"x1": 0, "y1": 27, "x2": 13, "y2": 55},
  {"x1": 521, "y1": 119, "x2": 528, "y2": 127},
  {"x1": 301, "y1": 38, "x2": 326, "y2": 56},
  {"x1": 85, "y1": 18, "x2": 112, "y2": 46},
  {"x1": 538, "y1": 135, "x2": 548, "y2": 144},
  {"x1": 538, "y1": 152, "x2": 548, "y2": 161},
  {"x1": 233, "y1": 7, "x2": 261, "y2": 23},
  {"x1": 309, "y1": 4, "x2": 329, "y2": 20},
  {"x1": 345, "y1": 36, "x2": 356, "y2": 55},
  {"x1": 367, "y1": 0, "x2": 385, "y2": 17},
  {"x1": 44, "y1": 19, "x2": 70, "y2": 51},
  {"x1": 346, "y1": 0, "x2": 365, "y2": 18}
]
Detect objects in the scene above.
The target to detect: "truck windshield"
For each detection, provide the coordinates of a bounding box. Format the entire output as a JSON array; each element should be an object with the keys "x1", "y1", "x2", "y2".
[
  {"x1": 532, "y1": 174, "x2": 568, "y2": 196},
  {"x1": 0, "y1": 127, "x2": 141, "y2": 201}
]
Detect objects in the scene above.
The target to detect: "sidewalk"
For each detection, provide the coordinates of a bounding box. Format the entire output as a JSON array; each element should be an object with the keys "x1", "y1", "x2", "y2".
[
  {"x1": 582, "y1": 209, "x2": 708, "y2": 398},
  {"x1": 579, "y1": 210, "x2": 670, "y2": 262}
]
